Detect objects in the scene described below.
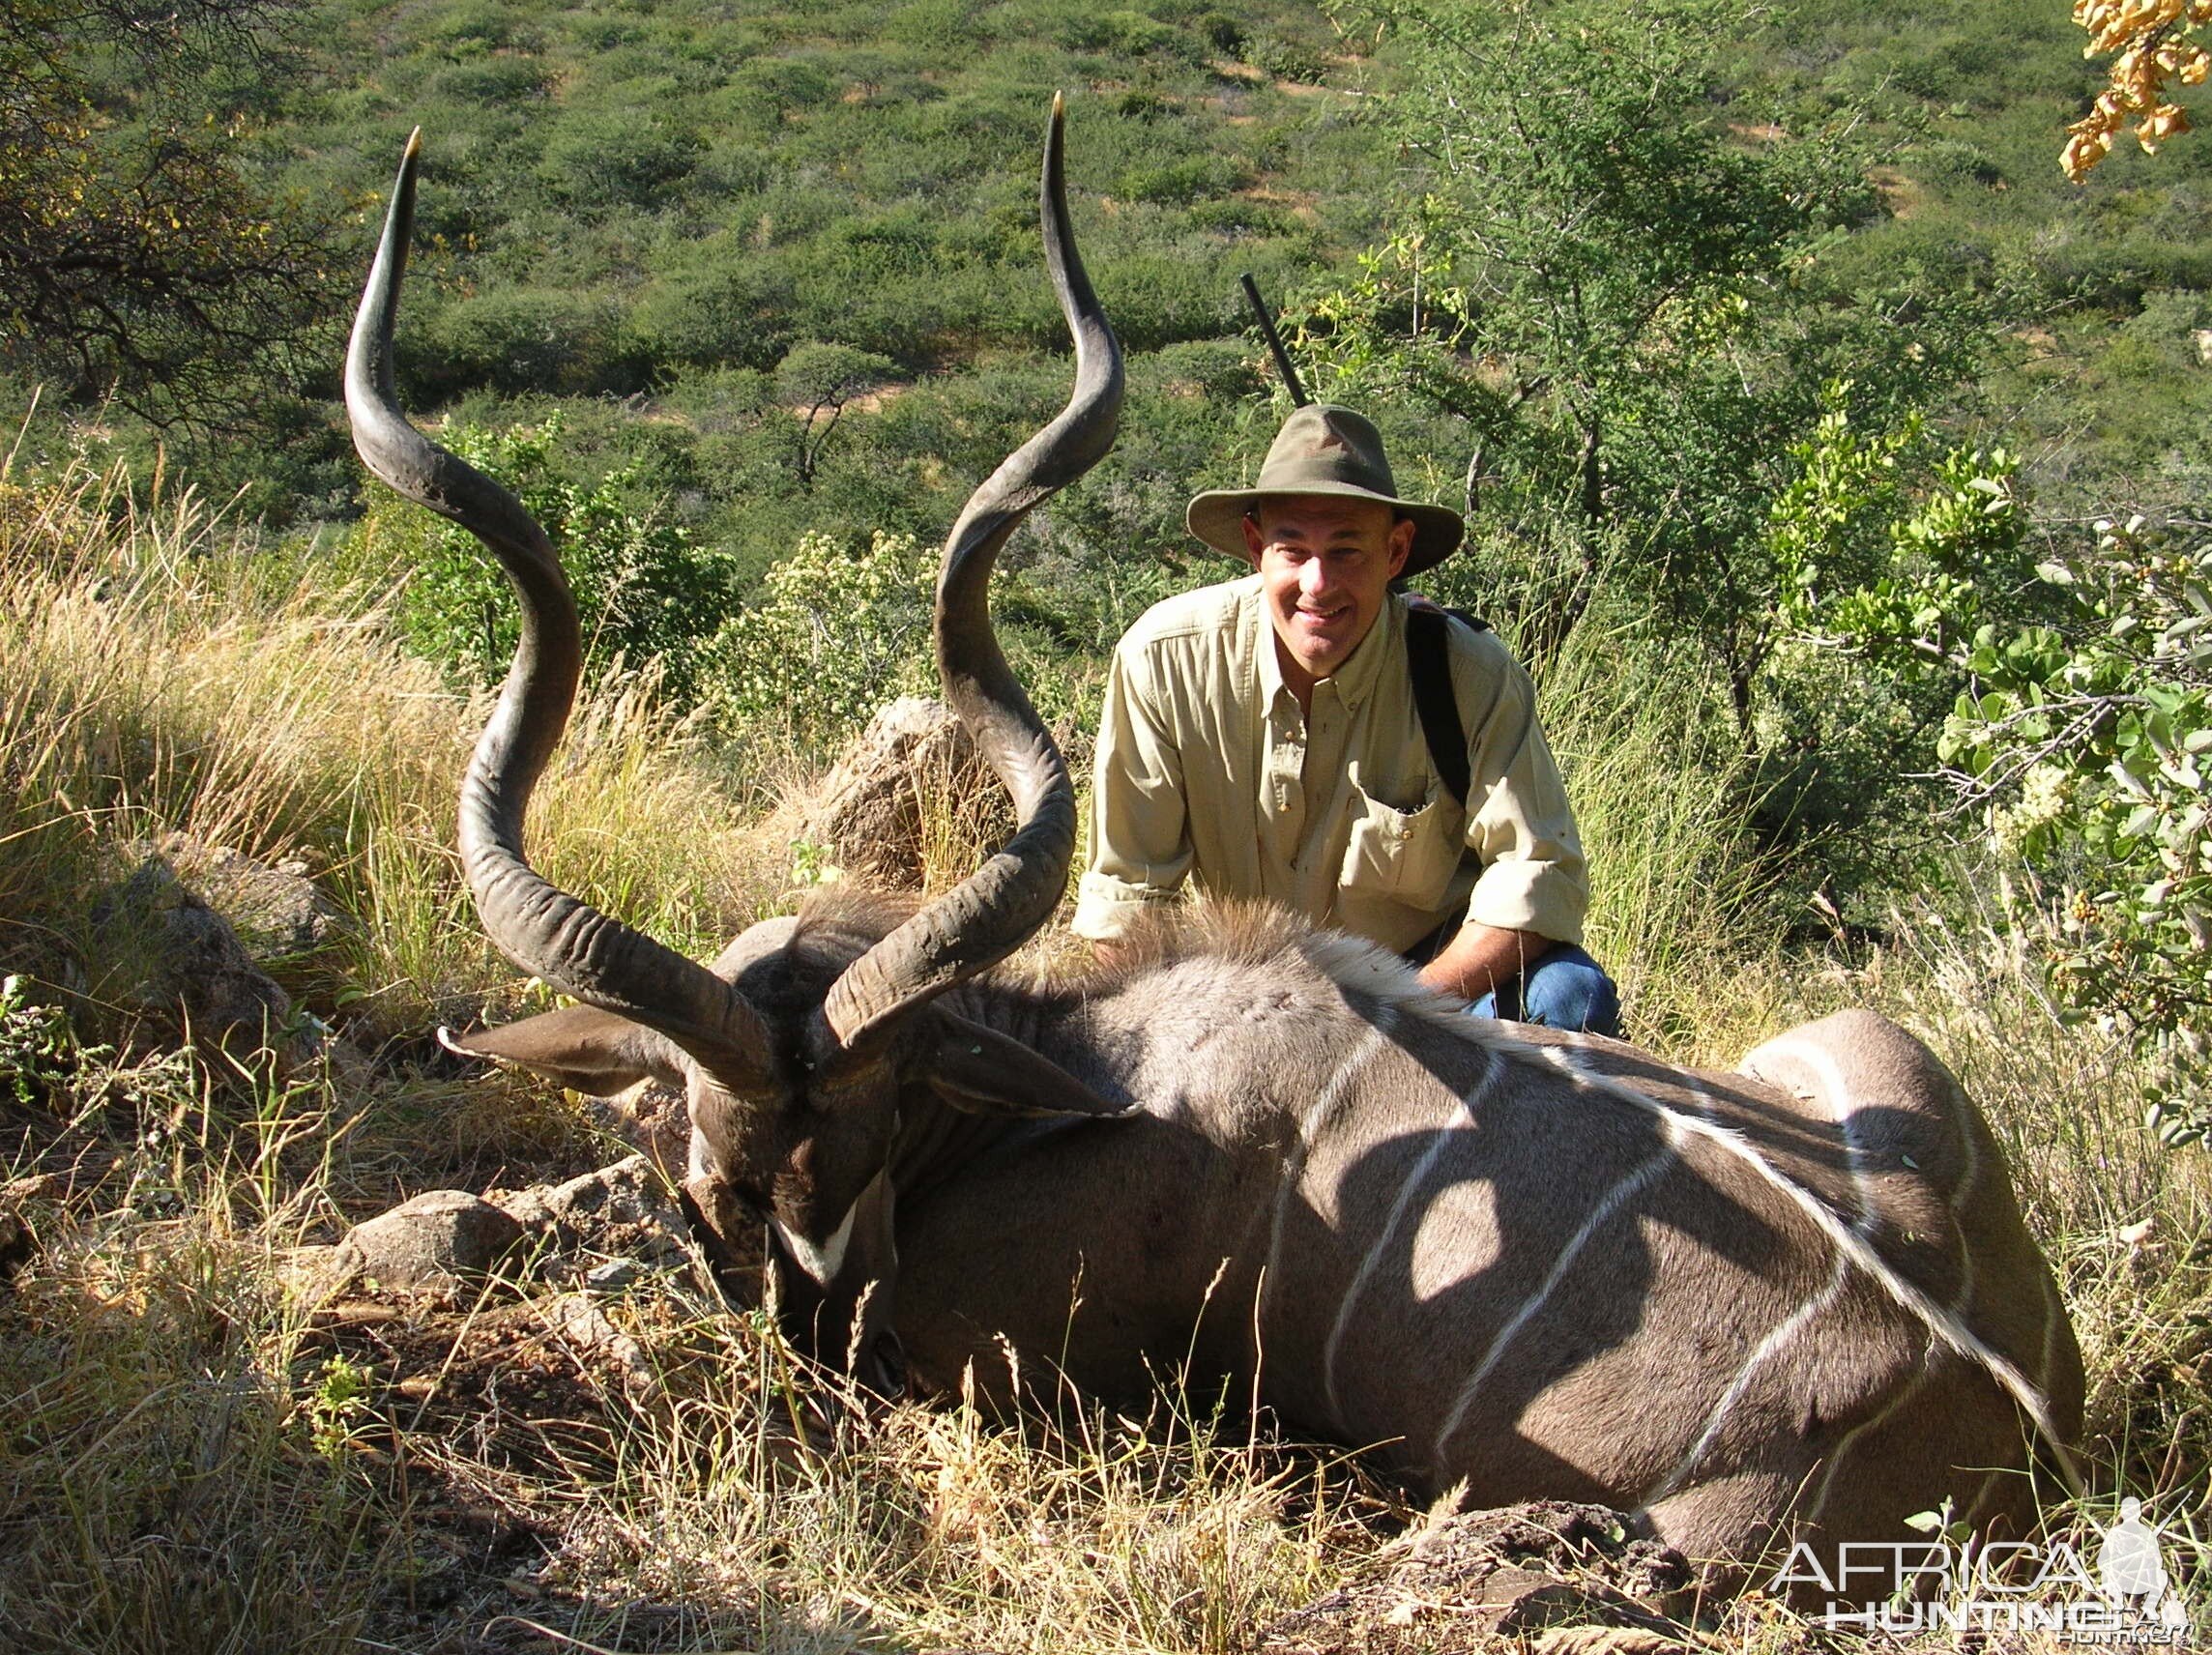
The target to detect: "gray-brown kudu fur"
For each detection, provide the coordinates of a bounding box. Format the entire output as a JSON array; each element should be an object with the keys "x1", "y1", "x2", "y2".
[{"x1": 346, "y1": 105, "x2": 2084, "y2": 1586}]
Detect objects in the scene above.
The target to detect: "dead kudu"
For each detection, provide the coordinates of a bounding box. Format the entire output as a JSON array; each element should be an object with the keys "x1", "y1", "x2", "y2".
[{"x1": 347, "y1": 106, "x2": 2084, "y2": 1592}]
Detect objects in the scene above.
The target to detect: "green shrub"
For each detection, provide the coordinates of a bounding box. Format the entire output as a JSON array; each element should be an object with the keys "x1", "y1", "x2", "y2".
[
  {"x1": 1794, "y1": 421, "x2": 2212, "y2": 1143},
  {"x1": 709, "y1": 529, "x2": 936, "y2": 749},
  {"x1": 353, "y1": 415, "x2": 743, "y2": 703},
  {"x1": 631, "y1": 260, "x2": 797, "y2": 373},
  {"x1": 1061, "y1": 10, "x2": 1194, "y2": 58},
  {"x1": 539, "y1": 112, "x2": 702, "y2": 210},
  {"x1": 1117, "y1": 155, "x2": 1247, "y2": 205},
  {"x1": 1195, "y1": 11, "x2": 1247, "y2": 53},
  {"x1": 428, "y1": 1, "x2": 532, "y2": 51},
  {"x1": 413, "y1": 290, "x2": 645, "y2": 399},
  {"x1": 1244, "y1": 29, "x2": 1329, "y2": 82},
  {"x1": 434, "y1": 58, "x2": 552, "y2": 104}
]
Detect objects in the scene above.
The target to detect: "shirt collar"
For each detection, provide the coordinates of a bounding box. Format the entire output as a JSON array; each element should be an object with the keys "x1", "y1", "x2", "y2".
[
  {"x1": 1327, "y1": 591, "x2": 1399, "y2": 711},
  {"x1": 1247, "y1": 576, "x2": 1293, "y2": 711},
  {"x1": 1247, "y1": 577, "x2": 1402, "y2": 714}
]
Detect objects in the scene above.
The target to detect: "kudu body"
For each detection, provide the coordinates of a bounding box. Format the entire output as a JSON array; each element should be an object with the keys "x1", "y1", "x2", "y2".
[{"x1": 347, "y1": 108, "x2": 2083, "y2": 1586}]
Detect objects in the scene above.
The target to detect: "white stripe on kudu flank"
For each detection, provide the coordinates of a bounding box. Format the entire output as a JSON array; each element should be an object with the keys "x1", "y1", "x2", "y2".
[
  {"x1": 1430, "y1": 1121, "x2": 1682, "y2": 1467},
  {"x1": 2038, "y1": 1268, "x2": 2064, "y2": 1392},
  {"x1": 1322, "y1": 1050, "x2": 1499, "y2": 1429},
  {"x1": 1763, "y1": 1032, "x2": 1995, "y2": 1321},
  {"x1": 1261, "y1": 1016, "x2": 1394, "y2": 1328},
  {"x1": 1750, "y1": 1037, "x2": 1877, "y2": 1231},
  {"x1": 1638, "y1": 1252, "x2": 1850, "y2": 1513},
  {"x1": 1481, "y1": 1033, "x2": 2079, "y2": 1489}
]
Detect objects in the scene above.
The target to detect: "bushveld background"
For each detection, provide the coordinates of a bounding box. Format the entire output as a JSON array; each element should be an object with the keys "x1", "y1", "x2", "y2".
[{"x1": 3, "y1": 0, "x2": 2211, "y2": 1649}]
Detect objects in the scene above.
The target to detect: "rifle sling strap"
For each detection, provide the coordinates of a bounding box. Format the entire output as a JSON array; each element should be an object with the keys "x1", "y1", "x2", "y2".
[{"x1": 1404, "y1": 605, "x2": 1489, "y2": 810}]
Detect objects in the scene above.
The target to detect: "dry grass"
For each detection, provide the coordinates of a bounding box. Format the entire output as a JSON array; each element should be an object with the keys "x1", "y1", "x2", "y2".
[
  {"x1": 2, "y1": 450, "x2": 2208, "y2": 1650},
  {"x1": 0, "y1": 452, "x2": 785, "y2": 1042}
]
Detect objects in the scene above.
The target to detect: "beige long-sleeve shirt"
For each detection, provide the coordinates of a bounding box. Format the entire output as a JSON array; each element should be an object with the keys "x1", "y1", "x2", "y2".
[{"x1": 1072, "y1": 576, "x2": 1587, "y2": 952}]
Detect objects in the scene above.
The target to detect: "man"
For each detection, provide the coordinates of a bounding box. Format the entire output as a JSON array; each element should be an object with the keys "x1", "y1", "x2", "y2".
[{"x1": 1071, "y1": 403, "x2": 1619, "y2": 1035}]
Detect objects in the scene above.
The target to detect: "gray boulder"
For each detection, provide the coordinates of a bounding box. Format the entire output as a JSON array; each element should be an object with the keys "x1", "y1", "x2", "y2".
[
  {"x1": 91, "y1": 853, "x2": 295, "y2": 1053},
  {"x1": 338, "y1": 1190, "x2": 525, "y2": 1290},
  {"x1": 800, "y1": 696, "x2": 1013, "y2": 889},
  {"x1": 490, "y1": 1154, "x2": 688, "y2": 1268},
  {"x1": 148, "y1": 835, "x2": 347, "y2": 962}
]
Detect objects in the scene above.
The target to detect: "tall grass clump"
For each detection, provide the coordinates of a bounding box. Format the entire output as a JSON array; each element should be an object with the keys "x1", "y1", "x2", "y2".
[
  {"x1": 0, "y1": 1012, "x2": 389, "y2": 1652},
  {"x1": 0, "y1": 449, "x2": 784, "y2": 1039},
  {"x1": 1529, "y1": 600, "x2": 1781, "y2": 1060},
  {"x1": 1840, "y1": 880, "x2": 2212, "y2": 1535},
  {"x1": 501, "y1": 1283, "x2": 1385, "y2": 1655}
]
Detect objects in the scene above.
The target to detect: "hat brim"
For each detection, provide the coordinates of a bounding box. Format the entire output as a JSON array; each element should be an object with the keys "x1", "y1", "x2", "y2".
[{"x1": 1186, "y1": 483, "x2": 1466, "y2": 578}]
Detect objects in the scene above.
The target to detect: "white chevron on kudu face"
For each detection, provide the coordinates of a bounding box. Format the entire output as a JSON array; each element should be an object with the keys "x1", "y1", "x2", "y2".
[{"x1": 776, "y1": 1194, "x2": 862, "y2": 1287}]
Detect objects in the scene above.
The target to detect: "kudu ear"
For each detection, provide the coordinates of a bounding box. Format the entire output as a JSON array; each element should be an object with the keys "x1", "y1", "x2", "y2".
[
  {"x1": 926, "y1": 1011, "x2": 1131, "y2": 1118},
  {"x1": 440, "y1": 1004, "x2": 690, "y2": 1095}
]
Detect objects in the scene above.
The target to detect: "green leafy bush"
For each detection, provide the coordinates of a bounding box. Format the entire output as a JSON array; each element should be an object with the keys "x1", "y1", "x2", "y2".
[
  {"x1": 414, "y1": 290, "x2": 646, "y2": 399},
  {"x1": 708, "y1": 528, "x2": 936, "y2": 749},
  {"x1": 0, "y1": 974, "x2": 92, "y2": 1110},
  {"x1": 355, "y1": 414, "x2": 742, "y2": 703},
  {"x1": 1117, "y1": 155, "x2": 1248, "y2": 205},
  {"x1": 1937, "y1": 520, "x2": 2212, "y2": 1142},
  {"x1": 1791, "y1": 421, "x2": 2212, "y2": 1142},
  {"x1": 539, "y1": 111, "x2": 702, "y2": 211}
]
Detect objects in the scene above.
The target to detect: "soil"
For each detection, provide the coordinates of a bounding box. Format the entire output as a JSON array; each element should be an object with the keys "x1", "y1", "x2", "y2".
[{"x1": 1264, "y1": 1500, "x2": 1703, "y2": 1655}]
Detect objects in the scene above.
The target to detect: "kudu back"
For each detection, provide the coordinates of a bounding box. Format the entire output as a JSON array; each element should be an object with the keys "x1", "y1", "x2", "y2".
[{"x1": 346, "y1": 105, "x2": 2084, "y2": 1590}]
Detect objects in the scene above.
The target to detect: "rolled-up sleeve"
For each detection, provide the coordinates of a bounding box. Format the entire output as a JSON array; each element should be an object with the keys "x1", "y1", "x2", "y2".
[
  {"x1": 1460, "y1": 653, "x2": 1588, "y2": 946},
  {"x1": 1072, "y1": 640, "x2": 1195, "y2": 941}
]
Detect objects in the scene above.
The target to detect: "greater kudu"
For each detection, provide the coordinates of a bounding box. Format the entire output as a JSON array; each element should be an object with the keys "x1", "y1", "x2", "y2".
[{"x1": 346, "y1": 104, "x2": 2084, "y2": 1590}]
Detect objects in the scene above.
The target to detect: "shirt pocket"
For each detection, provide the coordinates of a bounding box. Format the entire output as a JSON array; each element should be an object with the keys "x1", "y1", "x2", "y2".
[{"x1": 1339, "y1": 777, "x2": 1466, "y2": 911}]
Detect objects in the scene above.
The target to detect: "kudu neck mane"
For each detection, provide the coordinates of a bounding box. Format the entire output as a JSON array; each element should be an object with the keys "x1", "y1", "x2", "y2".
[{"x1": 784, "y1": 889, "x2": 1472, "y2": 1031}]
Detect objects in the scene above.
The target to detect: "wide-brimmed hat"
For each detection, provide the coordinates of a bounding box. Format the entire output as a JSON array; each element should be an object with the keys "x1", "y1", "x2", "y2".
[{"x1": 1186, "y1": 404, "x2": 1465, "y2": 576}]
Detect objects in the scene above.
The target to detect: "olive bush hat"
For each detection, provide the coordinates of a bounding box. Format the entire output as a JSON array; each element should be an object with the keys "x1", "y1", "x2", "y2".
[{"x1": 1186, "y1": 403, "x2": 1466, "y2": 576}]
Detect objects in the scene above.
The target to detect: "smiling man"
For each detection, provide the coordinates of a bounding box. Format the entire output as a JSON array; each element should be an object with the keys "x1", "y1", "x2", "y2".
[{"x1": 1072, "y1": 403, "x2": 1619, "y2": 1035}]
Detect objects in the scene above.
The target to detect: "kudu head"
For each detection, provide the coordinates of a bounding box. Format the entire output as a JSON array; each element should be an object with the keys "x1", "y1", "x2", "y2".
[{"x1": 345, "y1": 100, "x2": 1125, "y2": 1386}]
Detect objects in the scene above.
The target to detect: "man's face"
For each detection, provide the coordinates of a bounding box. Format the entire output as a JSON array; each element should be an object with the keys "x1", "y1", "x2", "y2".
[{"x1": 1244, "y1": 494, "x2": 1414, "y2": 687}]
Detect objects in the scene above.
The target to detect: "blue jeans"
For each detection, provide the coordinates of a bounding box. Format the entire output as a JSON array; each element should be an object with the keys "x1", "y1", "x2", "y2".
[
  {"x1": 1467, "y1": 943, "x2": 1621, "y2": 1037},
  {"x1": 1403, "y1": 928, "x2": 1622, "y2": 1037}
]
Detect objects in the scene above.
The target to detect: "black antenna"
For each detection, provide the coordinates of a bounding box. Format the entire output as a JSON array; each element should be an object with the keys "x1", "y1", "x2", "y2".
[{"x1": 1239, "y1": 273, "x2": 1310, "y2": 407}]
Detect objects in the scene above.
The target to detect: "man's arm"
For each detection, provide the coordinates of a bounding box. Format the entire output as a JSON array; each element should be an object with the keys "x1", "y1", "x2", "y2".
[
  {"x1": 1454, "y1": 642, "x2": 1589, "y2": 950},
  {"x1": 1071, "y1": 638, "x2": 1194, "y2": 946},
  {"x1": 1415, "y1": 920, "x2": 1551, "y2": 1002}
]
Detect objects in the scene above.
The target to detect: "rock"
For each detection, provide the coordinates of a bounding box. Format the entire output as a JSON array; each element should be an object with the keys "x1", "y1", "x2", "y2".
[
  {"x1": 89, "y1": 835, "x2": 355, "y2": 1065},
  {"x1": 0, "y1": 1207, "x2": 32, "y2": 1281},
  {"x1": 339, "y1": 1191, "x2": 526, "y2": 1290},
  {"x1": 577, "y1": 1077, "x2": 691, "y2": 1179},
  {"x1": 91, "y1": 852, "x2": 296, "y2": 1054},
  {"x1": 540, "y1": 1291, "x2": 656, "y2": 1395},
  {"x1": 132, "y1": 833, "x2": 348, "y2": 963},
  {"x1": 490, "y1": 1154, "x2": 688, "y2": 1267},
  {"x1": 585, "y1": 1258, "x2": 642, "y2": 1293},
  {"x1": 800, "y1": 696, "x2": 1015, "y2": 889},
  {"x1": 1531, "y1": 1629, "x2": 1692, "y2": 1655},
  {"x1": 1263, "y1": 1502, "x2": 1694, "y2": 1655},
  {"x1": 280, "y1": 1241, "x2": 362, "y2": 1305}
]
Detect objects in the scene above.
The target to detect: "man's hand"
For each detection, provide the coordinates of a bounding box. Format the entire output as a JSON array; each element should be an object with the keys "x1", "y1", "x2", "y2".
[{"x1": 1415, "y1": 921, "x2": 1550, "y2": 1003}]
